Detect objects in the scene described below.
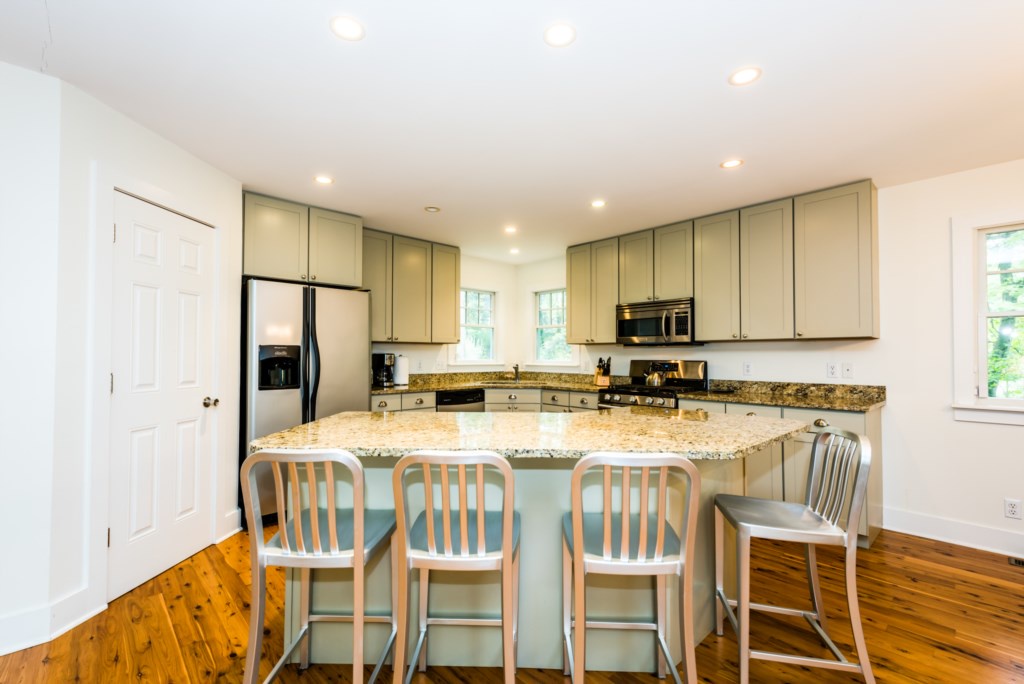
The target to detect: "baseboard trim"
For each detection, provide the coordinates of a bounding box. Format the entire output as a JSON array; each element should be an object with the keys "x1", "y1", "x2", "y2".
[
  {"x1": 0, "y1": 604, "x2": 49, "y2": 657},
  {"x1": 215, "y1": 525, "x2": 242, "y2": 544},
  {"x1": 884, "y1": 506, "x2": 1024, "y2": 556}
]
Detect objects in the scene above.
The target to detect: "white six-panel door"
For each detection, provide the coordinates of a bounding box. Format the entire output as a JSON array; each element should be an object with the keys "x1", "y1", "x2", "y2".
[{"x1": 108, "y1": 191, "x2": 216, "y2": 600}]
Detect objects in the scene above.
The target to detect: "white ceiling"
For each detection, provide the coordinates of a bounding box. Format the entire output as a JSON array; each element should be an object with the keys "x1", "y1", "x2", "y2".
[{"x1": 3, "y1": 1, "x2": 1024, "y2": 263}]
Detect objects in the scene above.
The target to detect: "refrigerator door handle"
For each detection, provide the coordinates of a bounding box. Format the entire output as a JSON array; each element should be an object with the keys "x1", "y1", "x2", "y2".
[
  {"x1": 308, "y1": 287, "x2": 321, "y2": 421},
  {"x1": 301, "y1": 287, "x2": 311, "y2": 424}
]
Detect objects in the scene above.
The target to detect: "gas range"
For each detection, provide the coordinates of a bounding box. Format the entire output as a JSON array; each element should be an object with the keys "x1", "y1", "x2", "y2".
[{"x1": 597, "y1": 359, "x2": 708, "y2": 409}]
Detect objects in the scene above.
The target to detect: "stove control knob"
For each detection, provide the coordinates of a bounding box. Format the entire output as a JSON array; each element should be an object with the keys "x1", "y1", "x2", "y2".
[
  {"x1": 645, "y1": 397, "x2": 654, "y2": 405},
  {"x1": 629, "y1": 396, "x2": 639, "y2": 404},
  {"x1": 602, "y1": 393, "x2": 612, "y2": 401},
  {"x1": 612, "y1": 395, "x2": 621, "y2": 402},
  {"x1": 656, "y1": 398, "x2": 666, "y2": 406}
]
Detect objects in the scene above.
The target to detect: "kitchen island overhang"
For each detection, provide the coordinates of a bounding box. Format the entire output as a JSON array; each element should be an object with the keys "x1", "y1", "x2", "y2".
[{"x1": 247, "y1": 408, "x2": 808, "y2": 673}]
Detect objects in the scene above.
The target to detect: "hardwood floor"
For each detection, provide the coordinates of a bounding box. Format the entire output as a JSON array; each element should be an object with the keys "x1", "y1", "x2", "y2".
[{"x1": 1, "y1": 529, "x2": 1022, "y2": 682}]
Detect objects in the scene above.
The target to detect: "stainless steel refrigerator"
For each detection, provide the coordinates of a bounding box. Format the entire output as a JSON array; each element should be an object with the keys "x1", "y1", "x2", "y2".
[{"x1": 243, "y1": 278, "x2": 370, "y2": 513}]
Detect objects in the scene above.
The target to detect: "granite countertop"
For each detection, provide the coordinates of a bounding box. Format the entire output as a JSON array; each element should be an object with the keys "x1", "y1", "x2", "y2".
[
  {"x1": 371, "y1": 373, "x2": 886, "y2": 412},
  {"x1": 249, "y1": 408, "x2": 808, "y2": 460}
]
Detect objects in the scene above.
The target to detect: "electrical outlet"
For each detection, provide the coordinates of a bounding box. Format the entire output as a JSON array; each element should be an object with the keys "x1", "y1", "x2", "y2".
[
  {"x1": 742, "y1": 361, "x2": 753, "y2": 377},
  {"x1": 416, "y1": 360, "x2": 424, "y2": 372},
  {"x1": 826, "y1": 362, "x2": 840, "y2": 379},
  {"x1": 1005, "y1": 498, "x2": 1022, "y2": 520},
  {"x1": 842, "y1": 362, "x2": 855, "y2": 379}
]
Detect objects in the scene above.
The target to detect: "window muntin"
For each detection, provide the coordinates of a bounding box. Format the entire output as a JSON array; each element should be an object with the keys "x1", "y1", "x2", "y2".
[
  {"x1": 980, "y1": 226, "x2": 1024, "y2": 400},
  {"x1": 456, "y1": 289, "x2": 495, "y2": 362},
  {"x1": 535, "y1": 289, "x2": 571, "y2": 363}
]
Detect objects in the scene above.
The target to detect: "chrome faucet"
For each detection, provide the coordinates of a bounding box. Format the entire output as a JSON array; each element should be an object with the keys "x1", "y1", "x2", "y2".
[{"x1": 513, "y1": 364, "x2": 520, "y2": 383}]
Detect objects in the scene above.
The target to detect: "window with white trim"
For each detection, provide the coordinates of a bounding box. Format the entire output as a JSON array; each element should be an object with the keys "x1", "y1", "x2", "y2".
[
  {"x1": 979, "y1": 225, "x2": 1024, "y2": 400},
  {"x1": 455, "y1": 289, "x2": 495, "y2": 362},
  {"x1": 535, "y1": 289, "x2": 572, "y2": 363}
]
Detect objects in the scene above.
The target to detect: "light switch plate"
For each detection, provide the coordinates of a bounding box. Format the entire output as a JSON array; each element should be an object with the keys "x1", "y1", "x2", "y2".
[{"x1": 842, "y1": 362, "x2": 854, "y2": 379}]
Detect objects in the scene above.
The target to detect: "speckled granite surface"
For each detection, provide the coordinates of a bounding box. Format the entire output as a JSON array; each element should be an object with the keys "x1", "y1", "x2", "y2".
[
  {"x1": 373, "y1": 372, "x2": 886, "y2": 411},
  {"x1": 249, "y1": 408, "x2": 808, "y2": 460}
]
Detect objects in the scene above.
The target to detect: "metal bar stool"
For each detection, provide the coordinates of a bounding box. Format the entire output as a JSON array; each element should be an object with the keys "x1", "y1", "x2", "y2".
[
  {"x1": 240, "y1": 448, "x2": 397, "y2": 684},
  {"x1": 391, "y1": 450, "x2": 520, "y2": 684},
  {"x1": 714, "y1": 428, "x2": 875, "y2": 683},
  {"x1": 562, "y1": 452, "x2": 701, "y2": 684}
]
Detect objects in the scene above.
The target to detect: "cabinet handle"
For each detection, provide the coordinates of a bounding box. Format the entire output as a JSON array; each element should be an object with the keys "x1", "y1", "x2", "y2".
[
  {"x1": 742, "y1": 333, "x2": 748, "y2": 339},
  {"x1": 746, "y1": 411, "x2": 756, "y2": 417},
  {"x1": 378, "y1": 400, "x2": 388, "y2": 408},
  {"x1": 415, "y1": 398, "x2": 424, "y2": 405},
  {"x1": 310, "y1": 274, "x2": 317, "y2": 281},
  {"x1": 797, "y1": 332, "x2": 804, "y2": 337},
  {"x1": 509, "y1": 394, "x2": 517, "y2": 400},
  {"x1": 813, "y1": 418, "x2": 829, "y2": 428},
  {"x1": 551, "y1": 395, "x2": 559, "y2": 402},
  {"x1": 732, "y1": 333, "x2": 738, "y2": 338},
  {"x1": 301, "y1": 274, "x2": 307, "y2": 280},
  {"x1": 647, "y1": 296, "x2": 653, "y2": 300},
  {"x1": 580, "y1": 398, "x2": 588, "y2": 405}
]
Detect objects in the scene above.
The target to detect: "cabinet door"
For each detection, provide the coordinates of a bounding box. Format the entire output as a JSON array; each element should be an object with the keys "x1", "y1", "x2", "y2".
[
  {"x1": 781, "y1": 408, "x2": 865, "y2": 505},
  {"x1": 431, "y1": 244, "x2": 460, "y2": 343},
  {"x1": 740, "y1": 199, "x2": 793, "y2": 340},
  {"x1": 794, "y1": 180, "x2": 878, "y2": 338},
  {"x1": 371, "y1": 396, "x2": 400, "y2": 412},
  {"x1": 362, "y1": 229, "x2": 392, "y2": 342},
  {"x1": 727, "y1": 403, "x2": 783, "y2": 500},
  {"x1": 392, "y1": 236, "x2": 432, "y2": 343},
  {"x1": 654, "y1": 221, "x2": 693, "y2": 300},
  {"x1": 590, "y1": 237, "x2": 619, "y2": 343},
  {"x1": 694, "y1": 211, "x2": 740, "y2": 341},
  {"x1": 618, "y1": 229, "x2": 654, "y2": 304},
  {"x1": 566, "y1": 244, "x2": 592, "y2": 344},
  {"x1": 243, "y1": 194, "x2": 308, "y2": 281},
  {"x1": 309, "y1": 207, "x2": 362, "y2": 287}
]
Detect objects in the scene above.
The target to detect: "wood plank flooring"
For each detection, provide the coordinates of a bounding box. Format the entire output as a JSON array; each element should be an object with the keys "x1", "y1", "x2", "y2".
[{"x1": 1, "y1": 529, "x2": 1022, "y2": 682}]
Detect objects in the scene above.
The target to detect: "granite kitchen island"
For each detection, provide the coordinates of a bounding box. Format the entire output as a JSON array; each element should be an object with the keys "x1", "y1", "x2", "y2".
[{"x1": 249, "y1": 408, "x2": 807, "y2": 672}]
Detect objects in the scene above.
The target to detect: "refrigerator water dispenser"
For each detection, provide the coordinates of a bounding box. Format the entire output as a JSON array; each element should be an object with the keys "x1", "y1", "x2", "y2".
[{"x1": 258, "y1": 345, "x2": 300, "y2": 390}]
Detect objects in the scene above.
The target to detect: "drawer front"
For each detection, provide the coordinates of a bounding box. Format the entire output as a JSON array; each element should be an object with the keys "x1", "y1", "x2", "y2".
[
  {"x1": 569, "y1": 391, "x2": 600, "y2": 411},
  {"x1": 542, "y1": 391, "x2": 569, "y2": 406},
  {"x1": 401, "y1": 392, "x2": 436, "y2": 411},
  {"x1": 782, "y1": 407, "x2": 864, "y2": 442},
  {"x1": 485, "y1": 402, "x2": 541, "y2": 413},
  {"x1": 371, "y1": 396, "x2": 400, "y2": 412},
  {"x1": 676, "y1": 399, "x2": 726, "y2": 414},
  {"x1": 484, "y1": 388, "x2": 542, "y2": 404},
  {"x1": 725, "y1": 403, "x2": 782, "y2": 419},
  {"x1": 542, "y1": 403, "x2": 571, "y2": 413}
]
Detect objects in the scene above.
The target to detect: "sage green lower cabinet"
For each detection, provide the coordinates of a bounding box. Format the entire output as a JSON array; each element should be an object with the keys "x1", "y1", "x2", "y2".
[
  {"x1": 569, "y1": 391, "x2": 599, "y2": 411},
  {"x1": 401, "y1": 392, "x2": 436, "y2": 411},
  {"x1": 726, "y1": 403, "x2": 783, "y2": 500},
  {"x1": 485, "y1": 388, "x2": 541, "y2": 412},
  {"x1": 781, "y1": 406, "x2": 883, "y2": 547},
  {"x1": 370, "y1": 395, "x2": 400, "y2": 412},
  {"x1": 541, "y1": 390, "x2": 599, "y2": 413}
]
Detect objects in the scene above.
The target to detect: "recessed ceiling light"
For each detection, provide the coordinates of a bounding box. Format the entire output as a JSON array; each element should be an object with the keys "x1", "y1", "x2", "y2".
[
  {"x1": 728, "y1": 67, "x2": 762, "y2": 86},
  {"x1": 424, "y1": 206, "x2": 441, "y2": 213},
  {"x1": 544, "y1": 23, "x2": 576, "y2": 48},
  {"x1": 330, "y1": 16, "x2": 365, "y2": 41},
  {"x1": 504, "y1": 226, "x2": 517, "y2": 234},
  {"x1": 510, "y1": 248, "x2": 520, "y2": 255},
  {"x1": 591, "y1": 199, "x2": 606, "y2": 208},
  {"x1": 720, "y1": 159, "x2": 744, "y2": 169},
  {"x1": 314, "y1": 175, "x2": 334, "y2": 185}
]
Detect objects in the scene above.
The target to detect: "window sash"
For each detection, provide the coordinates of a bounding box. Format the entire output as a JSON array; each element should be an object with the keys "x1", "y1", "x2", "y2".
[
  {"x1": 457, "y1": 289, "x2": 495, "y2": 362},
  {"x1": 978, "y1": 225, "x2": 1024, "y2": 401},
  {"x1": 535, "y1": 288, "x2": 571, "y2": 363}
]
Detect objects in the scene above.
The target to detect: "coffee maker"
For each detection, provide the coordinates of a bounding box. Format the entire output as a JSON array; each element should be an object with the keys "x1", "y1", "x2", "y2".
[{"x1": 372, "y1": 352, "x2": 396, "y2": 387}]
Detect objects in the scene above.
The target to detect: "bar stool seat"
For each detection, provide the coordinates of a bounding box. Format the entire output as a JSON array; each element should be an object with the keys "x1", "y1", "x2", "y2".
[
  {"x1": 411, "y1": 509, "x2": 520, "y2": 554},
  {"x1": 561, "y1": 512, "x2": 682, "y2": 558}
]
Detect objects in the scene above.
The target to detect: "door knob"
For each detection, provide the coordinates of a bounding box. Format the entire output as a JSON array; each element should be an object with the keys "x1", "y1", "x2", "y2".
[{"x1": 203, "y1": 397, "x2": 220, "y2": 408}]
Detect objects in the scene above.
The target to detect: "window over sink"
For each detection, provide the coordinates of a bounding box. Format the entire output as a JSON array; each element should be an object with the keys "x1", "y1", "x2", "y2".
[
  {"x1": 454, "y1": 288, "x2": 495, "y2": 362},
  {"x1": 535, "y1": 288, "x2": 572, "y2": 363}
]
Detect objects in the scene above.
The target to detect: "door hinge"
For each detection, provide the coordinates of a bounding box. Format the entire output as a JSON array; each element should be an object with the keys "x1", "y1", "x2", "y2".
[
  {"x1": 107, "y1": 528, "x2": 111, "y2": 548},
  {"x1": 110, "y1": 373, "x2": 114, "y2": 394}
]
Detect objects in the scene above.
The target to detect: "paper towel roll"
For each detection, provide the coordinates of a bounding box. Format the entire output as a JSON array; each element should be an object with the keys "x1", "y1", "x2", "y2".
[{"x1": 393, "y1": 355, "x2": 410, "y2": 386}]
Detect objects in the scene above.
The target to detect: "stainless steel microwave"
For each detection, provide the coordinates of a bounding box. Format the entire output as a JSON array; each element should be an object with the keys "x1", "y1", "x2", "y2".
[{"x1": 615, "y1": 298, "x2": 694, "y2": 345}]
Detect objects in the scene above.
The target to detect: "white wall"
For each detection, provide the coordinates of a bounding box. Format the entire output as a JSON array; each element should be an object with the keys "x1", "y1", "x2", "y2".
[
  {"x1": 0, "y1": 62, "x2": 243, "y2": 656},
  {"x1": 0, "y1": 62, "x2": 61, "y2": 654}
]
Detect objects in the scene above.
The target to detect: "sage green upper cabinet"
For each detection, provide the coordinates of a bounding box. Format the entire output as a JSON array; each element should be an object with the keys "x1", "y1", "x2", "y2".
[
  {"x1": 391, "y1": 236, "x2": 433, "y2": 343},
  {"x1": 618, "y1": 230, "x2": 654, "y2": 304},
  {"x1": 431, "y1": 243, "x2": 461, "y2": 344},
  {"x1": 653, "y1": 221, "x2": 693, "y2": 300},
  {"x1": 308, "y1": 207, "x2": 362, "y2": 287},
  {"x1": 740, "y1": 199, "x2": 794, "y2": 340},
  {"x1": 362, "y1": 228, "x2": 393, "y2": 342},
  {"x1": 243, "y1": 193, "x2": 362, "y2": 287},
  {"x1": 243, "y1": 194, "x2": 308, "y2": 282},
  {"x1": 567, "y1": 237, "x2": 618, "y2": 344},
  {"x1": 694, "y1": 211, "x2": 740, "y2": 341},
  {"x1": 794, "y1": 180, "x2": 879, "y2": 338}
]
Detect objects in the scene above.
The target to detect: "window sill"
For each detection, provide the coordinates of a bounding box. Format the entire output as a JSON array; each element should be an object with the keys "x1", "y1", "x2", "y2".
[
  {"x1": 448, "y1": 360, "x2": 501, "y2": 367},
  {"x1": 952, "y1": 402, "x2": 1024, "y2": 426}
]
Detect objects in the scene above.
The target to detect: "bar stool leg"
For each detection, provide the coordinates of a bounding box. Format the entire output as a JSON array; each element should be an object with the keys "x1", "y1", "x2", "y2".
[
  {"x1": 737, "y1": 529, "x2": 752, "y2": 684},
  {"x1": 805, "y1": 543, "x2": 828, "y2": 634},
  {"x1": 392, "y1": 553, "x2": 409, "y2": 684},
  {"x1": 417, "y1": 568, "x2": 429, "y2": 672},
  {"x1": 243, "y1": 563, "x2": 266, "y2": 684},
  {"x1": 299, "y1": 568, "x2": 311, "y2": 668},
  {"x1": 353, "y1": 564, "x2": 365, "y2": 684},
  {"x1": 656, "y1": 575, "x2": 667, "y2": 678},
  {"x1": 561, "y1": 539, "x2": 571, "y2": 676},
  {"x1": 512, "y1": 550, "x2": 520, "y2": 669},
  {"x1": 714, "y1": 507, "x2": 725, "y2": 636},
  {"x1": 679, "y1": 564, "x2": 697, "y2": 684},
  {"x1": 845, "y1": 546, "x2": 876, "y2": 684},
  {"x1": 501, "y1": 555, "x2": 515, "y2": 684},
  {"x1": 572, "y1": 555, "x2": 586, "y2": 684}
]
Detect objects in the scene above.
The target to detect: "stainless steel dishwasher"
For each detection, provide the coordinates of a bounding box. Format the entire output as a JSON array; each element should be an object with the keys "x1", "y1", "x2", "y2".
[{"x1": 435, "y1": 388, "x2": 485, "y2": 412}]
